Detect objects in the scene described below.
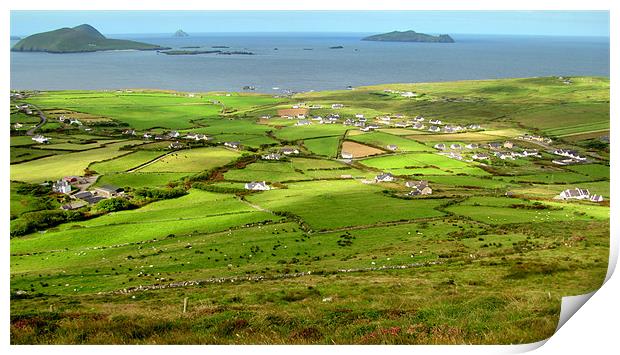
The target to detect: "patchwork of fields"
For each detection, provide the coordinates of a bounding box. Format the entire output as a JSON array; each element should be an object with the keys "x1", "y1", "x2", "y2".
[{"x1": 9, "y1": 77, "x2": 609, "y2": 345}]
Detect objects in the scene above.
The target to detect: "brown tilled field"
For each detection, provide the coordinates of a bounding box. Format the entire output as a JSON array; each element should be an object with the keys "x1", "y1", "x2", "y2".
[{"x1": 341, "y1": 140, "x2": 385, "y2": 158}]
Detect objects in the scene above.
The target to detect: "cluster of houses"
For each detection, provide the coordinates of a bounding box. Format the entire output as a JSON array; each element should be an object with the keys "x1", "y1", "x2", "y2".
[
  {"x1": 224, "y1": 141, "x2": 241, "y2": 149},
  {"x1": 558, "y1": 76, "x2": 573, "y2": 85},
  {"x1": 491, "y1": 149, "x2": 540, "y2": 160},
  {"x1": 32, "y1": 135, "x2": 50, "y2": 144},
  {"x1": 552, "y1": 149, "x2": 587, "y2": 165},
  {"x1": 434, "y1": 142, "x2": 481, "y2": 151},
  {"x1": 373, "y1": 115, "x2": 481, "y2": 134},
  {"x1": 383, "y1": 89, "x2": 418, "y2": 98},
  {"x1": 51, "y1": 176, "x2": 124, "y2": 209},
  {"x1": 261, "y1": 148, "x2": 300, "y2": 160},
  {"x1": 433, "y1": 140, "x2": 541, "y2": 162},
  {"x1": 517, "y1": 134, "x2": 553, "y2": 144},
  {"x1": 137, "y1": 130, "x2": 211, "y2": 142},
  {"x1": 168, "y1": 141, "x2": 183, "y2": 149},
  {"x1": 555, "y1": 187, "x2": 604, "y2": 202},
  {"x1": 12, "y1": 105, "x2": 34, "y2": 130},
  {"x1": 277, "y1": 107, "x2": 309, "y2": 119},
  {"x1": 11, "y1": 92, "x2": 28, "y2": 100},
  {"x1": 373, "y1": 172, "x2": 433, "y2": 196},
  {"x1": 65, "y1": 185, "x2": 125, "y2": 209},
  {"x1": 15, "y1": 103, "x2": 33, "y2": 115},
  {"x1": 274, "y1": 103, "x2": 486, "y2": 137},
  {"x1": 57, "y1": 115, "x2": 82, "y2": 126},
  {"x1": 119, "y1": 129, "x2": 223, "y2": 150},
  {"x1": 406, "y1": 180, "x2": 433, "y2": 196}
]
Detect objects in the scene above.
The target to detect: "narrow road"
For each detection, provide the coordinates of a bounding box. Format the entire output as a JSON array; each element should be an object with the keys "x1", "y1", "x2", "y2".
[{"x1": 25, "y1": 104, "x2": 47, "y2": 136}]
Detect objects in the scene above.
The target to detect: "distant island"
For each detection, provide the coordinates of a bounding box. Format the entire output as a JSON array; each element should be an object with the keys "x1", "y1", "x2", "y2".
[
  {"x1": 11, "y1": 24, "x2": 168, "y2": 53},
  {"x1": 10, "y1": 35, "x2": 21, "y2": 40},
  {"x1": 329, "y1": 46, "x2": 344, "y2": 49},
  {"x1": 362, "y1": 30, "x2": 455, "y2": 43},
  {"x1": 173, "y1": 29, "x2": 189, "y2": 37},
  {"x1": 212, "y1": 46, "x2": 230, "y2": 49},
  {"x1": 217, "y1": 51, "x2": 254, "y2": 56},
  {"x1": 160, "y1": 49, "x2": 254, "y2": 56},
  {"x1": 160, "y1": 50, "x2": 222, "y2": 55}
]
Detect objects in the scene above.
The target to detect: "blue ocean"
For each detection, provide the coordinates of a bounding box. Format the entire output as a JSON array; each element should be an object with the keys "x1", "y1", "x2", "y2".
[{"x1": 10, "y1": 33, "x2": 610, "y2": 92}]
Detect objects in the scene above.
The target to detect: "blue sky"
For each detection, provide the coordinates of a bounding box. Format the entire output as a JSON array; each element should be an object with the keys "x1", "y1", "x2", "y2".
[{"x1": 10, "y1": 10, "x2": 609, "y2": 37}]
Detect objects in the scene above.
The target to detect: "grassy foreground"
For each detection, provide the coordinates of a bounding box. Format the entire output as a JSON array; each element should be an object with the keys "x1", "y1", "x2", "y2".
[{"x1": 9, "y1": 76, "x2": 609, "y2": 344}]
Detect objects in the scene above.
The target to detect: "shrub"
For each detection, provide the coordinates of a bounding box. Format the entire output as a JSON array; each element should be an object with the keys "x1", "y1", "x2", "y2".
[
  {"x1": 192, "y1": 182, "x2": 245, "y2": 194},
  {"x1": 96, "y1": 198, "x2": 136, "y2": 213},
  {"x1": 133, "y1": 187, "x2": 187, "y2": 201},
  {"x1": 10, "y1": 210, "x2": 86, "y2": 237},
  {"x1": 16, "y1": 183, "x2": 49, "y2": 196}
]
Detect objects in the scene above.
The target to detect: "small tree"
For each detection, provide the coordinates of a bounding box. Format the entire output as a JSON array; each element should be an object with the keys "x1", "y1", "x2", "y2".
[{"x1": 96, "y1": 198, "x2": 135, "y2": 213}]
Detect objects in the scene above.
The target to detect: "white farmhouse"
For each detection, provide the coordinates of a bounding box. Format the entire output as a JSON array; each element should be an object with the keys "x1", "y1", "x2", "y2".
[
  {"x1": 375, "y1": 173, "x2": 395, "y2": 183},
  {"x1": 245, "y1": 181, "x2": 271, "y2": 191},
  {"x1": 557, "y1": 188, "x2": 591, "y2": 200},
  {"x1": 52, "y1": 180, "x2": 72, "y2": 194},
  {"x1": 262, "y1": 153, "x2": 281, "y2": 160},
  {"x1": 428, "y1": 126, "x2": 441, "y2": 133},
  {"x1": 32, "y1": 135, "x2": 50, "y2": 144}
]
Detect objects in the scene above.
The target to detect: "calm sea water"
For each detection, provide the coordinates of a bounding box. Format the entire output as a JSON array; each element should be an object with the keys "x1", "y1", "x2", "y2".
[{"x1": 10, "y1": 33, "x2": 609, "y2": 93}]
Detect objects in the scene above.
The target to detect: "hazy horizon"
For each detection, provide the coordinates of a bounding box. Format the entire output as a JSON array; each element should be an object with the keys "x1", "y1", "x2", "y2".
[{"x1": 10, "y1": 10, "x2": 610, "y2": 38}]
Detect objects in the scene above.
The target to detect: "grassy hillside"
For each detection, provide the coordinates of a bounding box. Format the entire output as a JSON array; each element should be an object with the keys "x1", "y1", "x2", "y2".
[
  {"x1": 12, "y1": 24, "x2": 166, "y2": 53},
  {"x1": 9, "y1": 76, "x2": 609, "y2": 344}
]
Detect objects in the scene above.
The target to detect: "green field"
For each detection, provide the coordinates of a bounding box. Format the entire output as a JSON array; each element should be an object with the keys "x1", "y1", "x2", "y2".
[
  {"x1": 348, "y1": 131, "x2": 433, "y2": 152},
  {"x1": 303, "y1": 136, "x2": 341, "y2": 157},
  {"x1": 25, "y1": 91, "x2": 223, "y2": 129},
  {"x1": 9, "y1": 77, "x2": 609, "y2": 345},
  {"x1": 497, "y1": 171, "x2": 594, "y2": 184},
  {"x1": 94, "y1": 172, "x2": 188, "y2": 189},
  {"x1": 274, "y1": 124, "x2": 348, "y2": 141},
  {"x1": 224, "y1": 161, "x2": 309, "y2": 182},
  {"x1": 211, "y1": 134, "x2": 278, "y2": 148},
  {"x1": 566, "y1": 164, "x2": 610, "y2": 180},
  {"x1": 511, "y1": 181, "x2": 610, "y2": 199},
  {"x1": 137, "y1": 147, "x2": 241, "y2": 173},
  {"x1": 425, "y1": 175, "x2": 515, "y2": 189},
  {"x1": 360, "y1": 152, "x2": 489, "y2": 176},
  {"x1": 10, "y1": 140, "x2": 143, "y2": 183},
  {"x1": 245, "y1": 180, "x2": 446, "y2": 230},
  {"x1": 10, "y1": 182, "x2": 59, "y2": 219},
  {"x1": 191, "y1": 117, "x2": 273, "y2": 136},
  {"x1": 10, "y1": 147, "x2": 60, "y2": 164},
  {"x1": 90, "y1": 150, "x2": 165, "y2": 174},
  {"x1": 446, "y1": 196, "x2": 609, "y2": 224}
]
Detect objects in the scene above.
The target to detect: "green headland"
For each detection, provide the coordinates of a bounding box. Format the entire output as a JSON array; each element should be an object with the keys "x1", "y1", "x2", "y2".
[
  {"x1": 363, "y1": 30, "x2": 455, "y2": 43},
  {"x1": 11, "y1": 24, "x2": 168, "y2": 53}
]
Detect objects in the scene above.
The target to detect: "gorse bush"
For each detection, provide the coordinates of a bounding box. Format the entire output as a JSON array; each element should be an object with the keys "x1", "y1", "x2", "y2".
[
  {"x1": 132, "y1": 187, "x2": 188, "y2": 200},
  {"x1": 192, "y1": 182, "x2": 246, "y2": 194},
  {"x1": 10, "y1": 210, "x2": 85, "y2": 237},
  {"x1": 96, "y1": 198, "x2": 136, "y2": 213},
  {"x1": 16, "y1": 183, "x2": 49, "y2": 196}
]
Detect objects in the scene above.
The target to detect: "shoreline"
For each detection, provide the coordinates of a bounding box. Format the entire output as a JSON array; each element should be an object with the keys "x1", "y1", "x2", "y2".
[{"x1": 8, "y1": 75, "x2": 611, "y2": 95}]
